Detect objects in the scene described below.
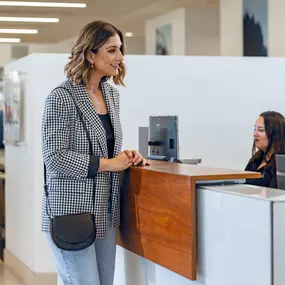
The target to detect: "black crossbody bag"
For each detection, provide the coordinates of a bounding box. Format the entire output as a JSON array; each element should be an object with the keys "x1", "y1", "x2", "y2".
[{"x1": 44, "y1": 87, "x2": 96, "y2": 251}]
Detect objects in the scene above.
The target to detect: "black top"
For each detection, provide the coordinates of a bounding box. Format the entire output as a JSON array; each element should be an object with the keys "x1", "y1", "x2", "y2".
[
  {"x1": 98, "y1": 113, "x2": 114, "y2": 213},
  {"x1": 98, "y1": 114, "x2": 114, "y2": 158},
  {"x1": 87, "y1": 113, "x2": 114, "y2": 178},
  {"x1": 245, "y1": 154, "x2": 277, "y2": 188}
]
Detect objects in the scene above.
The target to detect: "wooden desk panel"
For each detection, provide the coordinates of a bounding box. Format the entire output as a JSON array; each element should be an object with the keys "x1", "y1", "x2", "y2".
[{"x1": 117, "y1": 161, "x2": 261, "y2": 280}]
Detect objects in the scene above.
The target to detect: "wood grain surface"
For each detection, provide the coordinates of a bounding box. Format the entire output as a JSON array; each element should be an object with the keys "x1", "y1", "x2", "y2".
[{"x1": 117, "y1": 161, "x2": 261, "y2": 280}]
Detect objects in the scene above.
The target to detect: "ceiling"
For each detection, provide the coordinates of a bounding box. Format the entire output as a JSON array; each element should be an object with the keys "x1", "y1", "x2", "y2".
[{"x1": 0, "y1": 0, "x2": 218, "y2": 44}]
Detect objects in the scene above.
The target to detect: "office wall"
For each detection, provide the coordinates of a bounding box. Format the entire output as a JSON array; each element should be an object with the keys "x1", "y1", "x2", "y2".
[
  {"x1": 268, "y1": 0, "x2": 285, "y2": 57},
  {"x1": 0, "y1": 37, "x2": 74, "y2": 68},
  {"x1": 29, "y1": 37, "x2": 76, "y2": 54},
  {"x1": 145, "y1": 6, "x2": 220, "y2": 56},
  {"x1": 145, "y1": 8, "x2": 186, "y2": 55},
  {"x1": 220, "y1": 0, "x2": 285, "y2": 57},
  {"x1": 4, "y1": 54, "x2": 68, "y2": 273},
  {"x1": 186, "y1": 5, "x2": 220, "y2": 56},
  {"x1": 4, "y1": 56, "x2": 36, "y2": 271},
  {"x1": 125, "y1": 36, "x2": 146, "y2": 55},
  {"x1": 136, "y1": 0, "x2": 285, "y2": 56},
  {"x1": 220, "y1": 0, "x2": 243, "y2": 56},
  {"x1": 0, "y1": 45, "x2": 11, "y2": 67}
]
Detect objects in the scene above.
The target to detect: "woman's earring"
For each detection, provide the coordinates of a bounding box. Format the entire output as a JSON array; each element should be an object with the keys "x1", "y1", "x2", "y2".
[{"x1": 91, "y1": 63, "x2": 94, "y2": 69}]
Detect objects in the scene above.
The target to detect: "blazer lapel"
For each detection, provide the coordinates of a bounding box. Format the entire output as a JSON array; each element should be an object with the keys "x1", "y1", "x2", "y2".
[
  {"x1": 71, "y1": 82, "x2": 108, "y2": 158},
  {"x1": 101, "y1": 82, "x2": 121, "y2": 157}
]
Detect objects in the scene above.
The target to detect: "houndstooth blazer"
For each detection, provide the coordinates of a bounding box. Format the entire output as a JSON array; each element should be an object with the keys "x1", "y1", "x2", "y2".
[{"x1": 41, "y1": 78, "x2": 123, "y2": 238}]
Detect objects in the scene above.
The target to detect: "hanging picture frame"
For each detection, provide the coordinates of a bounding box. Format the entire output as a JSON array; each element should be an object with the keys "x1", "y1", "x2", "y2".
[
  {"x1": 3, "y1": 70, "x2": 26, "y2": 147},
  {"x1": 155, "y1": 24, "x2": 173, "y2": 55},
  {"x1": 243, "y1": 0, "x2": 268, "y2": 56}
]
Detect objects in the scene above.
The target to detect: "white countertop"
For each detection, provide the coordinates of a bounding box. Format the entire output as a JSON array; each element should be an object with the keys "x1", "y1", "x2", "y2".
[{"x1": 198, "y1": 183, "x2": 285, "y2": 202}]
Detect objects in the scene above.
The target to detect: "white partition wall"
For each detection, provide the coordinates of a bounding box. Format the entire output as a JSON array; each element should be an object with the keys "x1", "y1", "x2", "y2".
[
  {"x1": 4, "y1": 54, "x2": 68, "y2": 273},
  {"x1": 196, "y1": 186, "x2": 272, "y2": 285},
  {"x1": 4, "y1": 54, "x2": 285, "y2": 283},
  {"x1": 119, "y1": 55, "x2": 285, "y2": 170}
]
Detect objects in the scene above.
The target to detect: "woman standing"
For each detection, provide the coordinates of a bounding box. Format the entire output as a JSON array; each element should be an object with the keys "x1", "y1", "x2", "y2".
[{"x1": 41, "y1": 21, "x2": 148, "y2": 285}]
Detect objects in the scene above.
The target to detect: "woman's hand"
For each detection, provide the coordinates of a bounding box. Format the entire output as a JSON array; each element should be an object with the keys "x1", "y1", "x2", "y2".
[
  {"x1": 98, "y1": 150, "x2": 150, "y2": 172},
  {"x1": 99, "y1": 152, "x2": 133, "y2": 172},
  {"x1": 123, "y1": 150, "x2": 150, "y2": 166}
]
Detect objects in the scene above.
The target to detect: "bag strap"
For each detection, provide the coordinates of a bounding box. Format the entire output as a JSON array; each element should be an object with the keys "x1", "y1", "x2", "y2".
[{"x1": 44, "y1": 86, "x2": 96, "y2": 218}]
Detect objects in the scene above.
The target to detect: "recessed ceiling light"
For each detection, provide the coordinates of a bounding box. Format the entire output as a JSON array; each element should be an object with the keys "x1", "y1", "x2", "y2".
[
  {"x1": 125, "y1": 32, "x2": 134, "y2": 38},
  {"x1": 0, "y1": 1, "x2": 86, "y2": 8},
  {"x1": 0, "y1": 37, "x2": 21, "y2": 43},
  {"x1": 0, "y1": 17, "x2": 59, "y2": 23},
  {"x1": 0, "y1": 28, "x2": 38, "y2": 34}
]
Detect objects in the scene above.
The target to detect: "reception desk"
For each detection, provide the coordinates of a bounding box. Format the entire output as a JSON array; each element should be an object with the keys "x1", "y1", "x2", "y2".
[{"x1": 117, "y1": 161, "x2": 261, "y2": 281}]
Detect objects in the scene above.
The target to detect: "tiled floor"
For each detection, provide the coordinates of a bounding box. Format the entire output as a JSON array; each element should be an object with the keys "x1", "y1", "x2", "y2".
[{"x1": 0, "y1": 261, "x2": 23, "y2": 285}]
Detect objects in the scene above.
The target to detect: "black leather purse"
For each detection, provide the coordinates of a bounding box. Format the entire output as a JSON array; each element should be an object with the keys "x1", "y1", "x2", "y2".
[{"x1": 44, "y1": 87, "x2": 96, "y2": 251}]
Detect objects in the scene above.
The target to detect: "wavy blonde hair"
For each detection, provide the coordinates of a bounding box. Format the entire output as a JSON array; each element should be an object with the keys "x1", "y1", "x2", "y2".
[{"x1": 65, "y1": 21, "x2": 126, "y2": 86}]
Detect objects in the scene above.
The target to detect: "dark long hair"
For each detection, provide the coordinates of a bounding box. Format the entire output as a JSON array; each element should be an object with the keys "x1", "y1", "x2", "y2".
[{"x1": 250, "y1": 111, "x2": 285, "y2": 174}]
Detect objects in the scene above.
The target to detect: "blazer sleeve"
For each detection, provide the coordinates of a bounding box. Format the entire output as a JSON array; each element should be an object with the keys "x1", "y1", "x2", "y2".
[{"x1": 41, "y1": 92, "x2": 99, "y2": 178}]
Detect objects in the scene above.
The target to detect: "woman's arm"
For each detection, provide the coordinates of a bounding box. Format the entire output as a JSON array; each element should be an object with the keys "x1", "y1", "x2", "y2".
[{"x1": 41, "y1": 92, "x2": 99, "y2": 179}]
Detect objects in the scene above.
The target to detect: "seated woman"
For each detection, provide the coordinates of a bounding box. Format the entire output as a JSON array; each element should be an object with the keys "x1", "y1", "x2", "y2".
[{"x1": 245, "y1": 111, "x2": 285, "y2": 188}]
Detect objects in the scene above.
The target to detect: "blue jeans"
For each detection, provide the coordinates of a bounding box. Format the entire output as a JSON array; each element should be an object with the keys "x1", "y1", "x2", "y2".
[{"x1": 46, "y1": 216, "x2": 117, "y2": 285}]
